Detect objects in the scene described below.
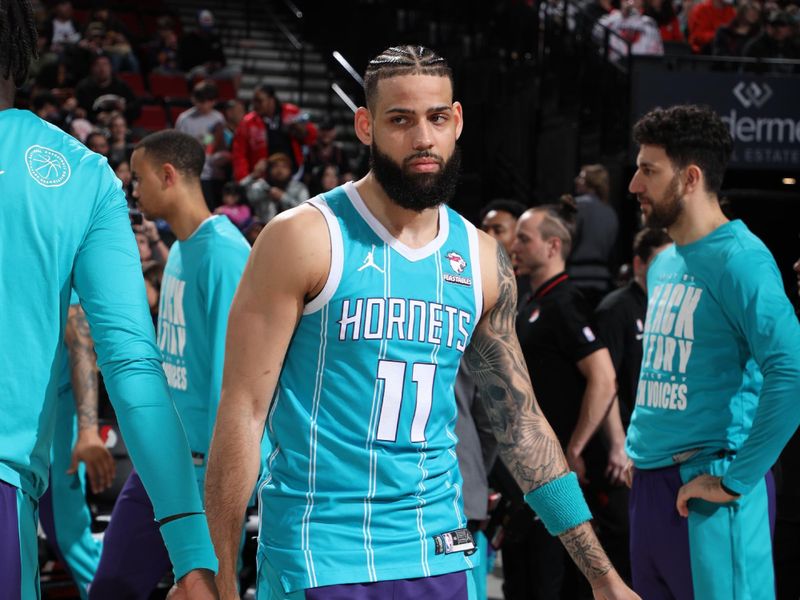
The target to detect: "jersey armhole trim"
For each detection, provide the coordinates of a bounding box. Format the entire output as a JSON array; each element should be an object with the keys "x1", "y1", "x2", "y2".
[
  {"x1": 303, "y1": 196, "x2": 344, "y2": 315},
  {"x1": 463, "y1": 217, "x2": 484, "y2": 319}
]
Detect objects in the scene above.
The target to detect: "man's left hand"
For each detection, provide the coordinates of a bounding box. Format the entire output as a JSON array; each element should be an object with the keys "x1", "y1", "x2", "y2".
[
  {"x1": 676, "y1": 474, "x2": 739, "y2": 517},
  {"x1": 167, "y1": 569, "x2": 219, "y2": 599}
]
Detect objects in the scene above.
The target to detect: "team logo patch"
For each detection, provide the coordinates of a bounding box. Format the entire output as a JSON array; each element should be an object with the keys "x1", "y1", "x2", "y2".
[
  {"x1": 25, "y1": 145, "x2": 71, "y2": 187},
  {"x1": 443, "y1": 250, "x2": 472, "y2": 286}
]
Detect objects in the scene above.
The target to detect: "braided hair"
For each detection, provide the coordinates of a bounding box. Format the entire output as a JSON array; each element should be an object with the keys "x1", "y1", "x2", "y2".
[
  {"x1": 363, "y1": 45, "x2": 452, "y2": 109},
  {"x1": 0, "y1": 0, "x2": 38, "y2": 86}
]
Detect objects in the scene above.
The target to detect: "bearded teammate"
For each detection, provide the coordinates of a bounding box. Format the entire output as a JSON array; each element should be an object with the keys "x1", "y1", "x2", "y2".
[
  {"x1": 89, "y1": 131, "x2": 251, "y2": 598},
  {"x1": 625, "y1": 104, "x2": 800, "y2": 599},
  {"x1": 0, "y1": 2, "x2": 217, "y2": 597},
  {"x1": 206, "y1": 46, "x2": 638, "y2": 600}
]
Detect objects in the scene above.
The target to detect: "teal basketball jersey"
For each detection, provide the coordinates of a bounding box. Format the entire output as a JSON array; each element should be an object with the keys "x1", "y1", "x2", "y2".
[{"x1": 259, "y1": 182, "x2": 484, "y2": 592}]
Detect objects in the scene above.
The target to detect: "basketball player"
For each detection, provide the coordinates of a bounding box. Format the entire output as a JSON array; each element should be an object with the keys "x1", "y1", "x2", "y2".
[
  {"x1": 0, "y1": 2, "x2": 217, "y2": 596},
  {"x1": 625, "y1": 104, "x2": 800, "y2": 599},
  {"x1": 90, "y1": 131, "x2": 251, "y2": 598},
  {"x1": 206, "y1": 46, "x2": 638, "y2": 600},
  {"x1": 39, "y1": 297, "x2": 113, "y2": 599}
]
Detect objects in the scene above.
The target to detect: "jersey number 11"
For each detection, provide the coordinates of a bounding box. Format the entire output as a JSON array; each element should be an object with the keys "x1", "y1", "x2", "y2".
[{"x1": 376, "y1": 359, "x2": 436, "y2": 443}]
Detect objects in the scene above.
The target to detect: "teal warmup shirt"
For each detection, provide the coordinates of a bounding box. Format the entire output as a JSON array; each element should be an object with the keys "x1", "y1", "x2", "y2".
[
  {"x1": 627, "y1": 220, "x2": 800, "y2": 495},
  {"x1": 0, "y1": 109, "x2": 207, "y2": 527},
  {"x1": 259, "y1": 182, "x2": 484, "y2": 592},
  {"x1": 158, "y1": 215, "x2": 249, "y2": 461}
]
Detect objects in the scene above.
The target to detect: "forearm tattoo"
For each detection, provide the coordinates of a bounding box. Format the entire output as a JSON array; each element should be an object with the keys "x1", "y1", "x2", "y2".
[
  {"x1": 66, "y1": 306, "x2": 99, "y2": 430},
  {"x1": 560, "y1": 524, "x2": 613, "y2": 581},
  {"x1": 464, "y1": 244, "x2": 568, "y2": 490}
]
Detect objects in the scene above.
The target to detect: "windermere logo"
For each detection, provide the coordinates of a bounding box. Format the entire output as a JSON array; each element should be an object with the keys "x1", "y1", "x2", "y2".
[{"x1": 733, "y1": 82, "x2": 773, "y2": 109}]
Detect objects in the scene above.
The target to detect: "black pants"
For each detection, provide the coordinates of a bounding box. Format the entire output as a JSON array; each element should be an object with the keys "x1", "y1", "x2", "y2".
[{"x1": 502, "y1": 514, "x2": 565, "y2": 600}]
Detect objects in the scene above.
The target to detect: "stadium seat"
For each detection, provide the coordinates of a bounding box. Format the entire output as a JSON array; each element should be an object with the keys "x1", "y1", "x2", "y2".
[
  {"x1": 215, "y1": 78, "x2": 238, "y2": 101},
  {"x1": 133, "y1": 104, "x2": 168, "y2": 132},
  {"x1": 148, "y1": 73, "x2": 190, "y2": 100},
  {"x1": 117, "y1": 12, "x2": 143, "y2": 40},
  {"x1": 118, "y1": 72, "x2": 147, "y2": 97}
]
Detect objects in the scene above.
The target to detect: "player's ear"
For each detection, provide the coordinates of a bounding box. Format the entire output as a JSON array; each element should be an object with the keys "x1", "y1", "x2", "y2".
[
  {"x1": 162, "y1": 162, "x2": 178, "y2": 189},
  {"x1": 453, "y1": 101, "x2": 464, "y2": 140},
  {"x1": 684, "y1": 164, "x2": 702, "y2": 195},
  {"x1": 354, "y1": 107, "x2": 372, "y2": 146}
]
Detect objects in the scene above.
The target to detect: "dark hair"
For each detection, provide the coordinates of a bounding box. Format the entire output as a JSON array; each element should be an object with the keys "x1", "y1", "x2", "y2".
[
  {"x1": 0, "y1": 0, "x2": 38, "y2": 86},
  {"x1": 633, "y1": 104, "x2": 733, "y2": 195},
  {"x1": 134, "y1": 130, "x2": 206, "y2": 181},
  {"x1": 644, "y1": 0, "x2": 676, "y2": 26},
  {"x1": 32, "y1": 91, "x2": 58, "y2": 111},
  {"x1": 531, "y1": 194, "x2": 578, "y2": 260},
  {"x1": 363, "y1": 45, "x2": 453, "y2": 110},
  {"x1": 192, "y1": 80, "x2": 218, "y2": 102},
  {"x1": 222, "y1": 181, "x2": 241, "y2": 198},
  {"x1": 479, "y1": 198, "x2": 528, "y2": 222},
  {"x1": 85, "y1": 130, "x2": 108, "y2": 147},
  {"x1": 632, "y1": 227, "x2": 672, "y2": 263}
]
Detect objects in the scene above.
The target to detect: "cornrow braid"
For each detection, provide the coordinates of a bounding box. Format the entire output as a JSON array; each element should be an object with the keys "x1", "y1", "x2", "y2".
[
  {"x1": 0, "y1": 0, "x2": 37, "y2": 86},
  {"x1": 363, "y1": 45, "x2": 453, "y2": 109}
]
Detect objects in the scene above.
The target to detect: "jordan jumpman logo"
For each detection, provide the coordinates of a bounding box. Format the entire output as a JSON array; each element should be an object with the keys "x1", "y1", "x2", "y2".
[{"x1": 358, "y1": 244, "x2": 384, "y2": 273}]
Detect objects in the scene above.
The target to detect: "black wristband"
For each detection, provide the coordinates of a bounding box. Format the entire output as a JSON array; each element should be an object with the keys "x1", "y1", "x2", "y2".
[{"x1": 719, "y1": 480, "x2": 741, "y2": 498}]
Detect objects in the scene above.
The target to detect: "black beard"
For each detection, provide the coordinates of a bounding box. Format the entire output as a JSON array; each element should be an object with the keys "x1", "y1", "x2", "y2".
[
  {"x1": 644, "y1": 173, "x2": 684, "y2": 229},
  {"x1": 370, "y1": 143, "x2": 461, "y2": 212}
]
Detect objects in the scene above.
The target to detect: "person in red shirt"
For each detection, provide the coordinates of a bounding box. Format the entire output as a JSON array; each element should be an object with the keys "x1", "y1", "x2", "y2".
[
  {"x1": 231, "y1": 84, "x2": 317, "y2": 182},
  {"x1": 688, "y1": 0, "x2": 736, "y2": 52}
]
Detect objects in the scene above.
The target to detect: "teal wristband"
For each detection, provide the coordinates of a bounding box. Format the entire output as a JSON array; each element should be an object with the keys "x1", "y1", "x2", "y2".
[
  {"x1": 523, "y1": 472, "x2": 593, "y2": 536},
  {"x1": 159, "y1": 513, "x2": 219, "y2": 581}
]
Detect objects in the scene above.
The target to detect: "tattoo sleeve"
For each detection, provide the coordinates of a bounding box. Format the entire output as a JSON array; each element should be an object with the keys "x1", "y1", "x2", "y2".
[
  {"x1": 65, "y1": 305, "x2": 99, "y2": 430},
  {"x1": 464, "y1": 243, "x2": 613, "y2": 582}
]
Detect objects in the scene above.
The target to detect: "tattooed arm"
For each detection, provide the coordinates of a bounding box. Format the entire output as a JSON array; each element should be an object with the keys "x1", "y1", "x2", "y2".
[
  {"x1": 465, "y1": 235, "x2": 636, "y2": 598},
  {"x1": 64, "y1": 304, "x2": 116, "y2": 493}
]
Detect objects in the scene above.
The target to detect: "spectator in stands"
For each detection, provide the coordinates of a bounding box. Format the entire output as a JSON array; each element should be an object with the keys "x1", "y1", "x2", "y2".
[
  {"x1": 232, "y1": 84, "x2": 317, "y2": 182},
  {"x1": 480, "y1": 198, "x2": 528, "y2": 258},
  {"x1": 596, "y1": 0, "x2": 665, "y2": 57},
  {"x1": 85, "y1": 130, "x2": 110, "y2": 157},
  {"x1": 108, "y1": 112, "x2": 134, "y2": 164},
  {"x1": 178, "y1": 9, "x2": 240, "y2": 84},
  {"x1": 304, "y1": 119, "x2": 353, "y2": 185},
  {"x1": 568, "y1": 165, "x2": 619, "y2": 309},
  {"x1": 645, "y1": 0, "x2": 685, "y2": 41},
  {"x1": 713, "y1": 1, "x2": 762, "y2": 56},
  {"x1": 214, "y1": 182, "x2": 252, "y2": 229},
  {"x1": 688, "y1": 0, "x2": 736, "y2": 53},
  {"x1": 110, "y1": 158, "x2": 134, "y2": 205},
  {"x1": 222, "y1": 98, "x2": 246, "y2": 147},
  {"x1": 31, "y1": 92, "x2": 64, "y2": 128},
  {"x1": 86, "y1": 15, "x2": 140, "y2": 74},
  {"x1": 74, "y1": 54, "x2": 139, "y2": 122},
  {"x1": 44, "y1": 0, "x2": 82, "y2": 52},
  {"x1": 241, "y1": 153, "x2": 309, "y2": 223},
  {"x1": 742, "y1": 10, "x2": 800, "y2": 69},
  {"x1": 70, "y1": 22, "x2": 111, "y2": 81},
  {"x1": 308, "y1": 164, "x2": 340, "y2": 197},
  {"x1": 175, "y1": 80, "x2": 225, "y2": 143},
  {"x1": 149, "y1": 22, "x2": 181, "y2": 75}
]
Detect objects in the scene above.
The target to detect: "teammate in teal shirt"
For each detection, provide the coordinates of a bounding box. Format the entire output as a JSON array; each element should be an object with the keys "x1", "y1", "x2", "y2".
[
  {"x1": 206, "y1": 46, "x2": 638, "y2": 600},
  {"x1": 90, "y1": 131, "x2": 250, "y2": 598},
  {"x1": 0, "y1": 4, "x2": 217, "y2": 595},
  {"x1": 625, "y1": 104, "x2": 800, "y2": 600}
]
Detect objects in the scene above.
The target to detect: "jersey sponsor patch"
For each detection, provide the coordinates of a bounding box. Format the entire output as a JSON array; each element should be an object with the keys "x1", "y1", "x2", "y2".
[
  {"x1": 444, "y1": 250, "x2": 472, "y2": 286},
  {"x1": 25, "y1": 145, "x2": 71, "y2": 187}
]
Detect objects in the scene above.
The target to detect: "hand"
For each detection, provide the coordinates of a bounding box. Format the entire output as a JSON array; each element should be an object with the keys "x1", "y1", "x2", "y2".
[
  {"x1": 252, "y1": 159, "x2": 269, "y2": 179},
  {"x1": 676, "y1": 474, "x2": 739, "y2": 517},
  {"x1": 268, "y1": 187, "x2": 285, "y2": 202},
  {"x1": 622, "y1": 460, "x2": 634, "y2": 489},
  {"x1": 134, "y1": 218, "x2": 160, "y2": 243},
  {"x1": 591, "y1": 570, "x2": 642, "y2": 599},
  {"x1": 605, "y1": 444, "x2": 628, "y2": 487},
  {"x1": 566, "y1": 446, "x2": 589, "y2": 485},
  {"x1": 68, "y1": 429, "x2": 116, "y2": 494},
  {"x1": 167, "y1": 569, "x2": 220, "y2": 599}
]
